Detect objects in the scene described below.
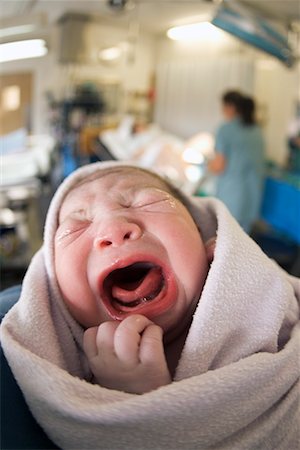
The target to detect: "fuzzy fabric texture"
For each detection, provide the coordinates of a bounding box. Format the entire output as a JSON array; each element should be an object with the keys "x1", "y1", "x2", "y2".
[{"x1": 1, "y1": 161, "x2": 300, "y2": 450}]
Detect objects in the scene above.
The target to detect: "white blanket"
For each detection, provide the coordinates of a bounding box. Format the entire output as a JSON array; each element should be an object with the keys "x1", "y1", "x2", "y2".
[{"x1": 1, "y1": 161, "x2": 300, "y2": 450}]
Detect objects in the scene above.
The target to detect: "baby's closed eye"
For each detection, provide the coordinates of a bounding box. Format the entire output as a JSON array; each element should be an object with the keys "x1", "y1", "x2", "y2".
[
  {"x1": 133, "y1": 189, "x2": 176, "y2": 212},
  {"x1": 56, "y1": 216, "x2": 92, "y2": 242}
]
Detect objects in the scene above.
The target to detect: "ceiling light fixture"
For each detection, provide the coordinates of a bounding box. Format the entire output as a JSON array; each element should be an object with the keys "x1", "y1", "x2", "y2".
[
  {"x1": 0, "y1": 24, "x2": 37, "y2": 39},
  {"x1": 167, "y1": 22, "x2": 222, "y2": 41},
  {"x1": 99, "y1": 46, "x2": 122, "y2": 61},
  {"x1": 0, "y1": 39, "x2": 48, "y2": 63},
  {"x1": 0, "y1": 13, "x2": 47, "y2": 40}
]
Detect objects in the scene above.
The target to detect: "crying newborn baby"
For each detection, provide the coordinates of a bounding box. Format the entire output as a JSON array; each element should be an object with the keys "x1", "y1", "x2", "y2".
[
  {"x1": 54, "y1": 165, "x2": 214, "y2": 394},
  {"x1": 2, "y1": 160, "x2": 299, "y2": 449}
]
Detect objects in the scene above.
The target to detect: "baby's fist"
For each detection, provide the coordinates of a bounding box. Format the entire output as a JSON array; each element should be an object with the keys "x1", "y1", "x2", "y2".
[{"x1": 83, "y1": 315, "x2": 171, "y2": 394}]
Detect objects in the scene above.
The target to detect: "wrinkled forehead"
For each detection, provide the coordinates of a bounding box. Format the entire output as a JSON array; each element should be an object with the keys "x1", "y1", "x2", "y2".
[
  {"x1": 59, "y1": 168, "x2": 171, "y2": 218},
  {"x1": 67, "y1": 168, "x2": 170, "y2": 198}
]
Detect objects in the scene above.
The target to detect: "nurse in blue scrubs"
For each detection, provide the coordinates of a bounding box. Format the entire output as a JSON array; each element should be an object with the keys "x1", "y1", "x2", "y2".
[{"x1": 209, "y1": 91, "x2": 265, "y2": 233}]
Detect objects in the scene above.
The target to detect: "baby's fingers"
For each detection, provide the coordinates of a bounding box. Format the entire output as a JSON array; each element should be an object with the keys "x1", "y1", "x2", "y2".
[
  {"x1": 139, "y1": 324, "x2": 165, "y2": 365},
  {"x1": 139, "y1": 324, "x2": 171, "y2": 388},
  {"x1": 84, "y1": 321, "x2": 118, "y2": 359},
  {"x1": 83, "y1": 327, "x2": 99, "y2": 359},
  {"x1": 114, "y1": 315, "x2": 152, "y2": 366}
]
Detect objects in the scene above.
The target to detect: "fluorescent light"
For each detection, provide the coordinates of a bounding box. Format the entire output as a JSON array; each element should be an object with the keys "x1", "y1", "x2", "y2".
[
  {"x1": 0, "y1": 24, "x2": 36, "y2": 39},
  {"x1": 0, "y1": 39, "x2": 48, "y2": 63},
  {"x1": 167, "y1": 22, "x2": 222, "y2": 41},
  {"x1": 99, "y1": 46, "x2": 121, "y2": 61}
]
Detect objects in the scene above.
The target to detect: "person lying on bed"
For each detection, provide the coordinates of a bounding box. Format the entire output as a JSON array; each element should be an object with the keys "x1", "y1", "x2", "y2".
[{"x1": 1, "y1": 161, "x2": 299, "y2": 450}]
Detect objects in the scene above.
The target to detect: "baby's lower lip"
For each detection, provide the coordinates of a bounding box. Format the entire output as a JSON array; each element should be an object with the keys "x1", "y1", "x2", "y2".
[{"x1": 99, "y1": 260, "x2": 178, "y2": 321}]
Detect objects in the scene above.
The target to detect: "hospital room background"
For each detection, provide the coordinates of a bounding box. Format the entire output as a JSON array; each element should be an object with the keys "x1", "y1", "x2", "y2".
[{"x1": 1, "y1": 0, "x2": 300, "y2": 290}]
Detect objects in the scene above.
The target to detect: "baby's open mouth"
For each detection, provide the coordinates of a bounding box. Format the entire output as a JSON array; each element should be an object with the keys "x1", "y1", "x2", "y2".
[{"x1": 103, "y1": 262, "x2": 165, "y2": 311}]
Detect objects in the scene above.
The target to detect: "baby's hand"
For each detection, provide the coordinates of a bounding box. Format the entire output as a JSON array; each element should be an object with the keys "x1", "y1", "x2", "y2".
[{"x1": 83, "y1": 315, "x2": 171, "y2": 394}]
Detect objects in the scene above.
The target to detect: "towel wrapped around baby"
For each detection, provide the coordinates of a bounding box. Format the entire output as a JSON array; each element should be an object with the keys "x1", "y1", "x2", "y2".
[{"x1": 1, "y1": 161, "x2": 299, "y2": 450}]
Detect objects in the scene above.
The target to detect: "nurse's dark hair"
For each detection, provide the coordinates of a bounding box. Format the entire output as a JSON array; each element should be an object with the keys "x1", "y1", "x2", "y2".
[
  {"x1": 72, "y1": 166, "x2": 190, "y2": 208},
  {"x1": 222, "y1": 90, "x2": 243, "y2": 109},
  {"x1": 222, "y1": 90, "x2": 256, "y2": 126},
  {"x1": 240, "y1": 96, "x2": 256, "y2": 126}
]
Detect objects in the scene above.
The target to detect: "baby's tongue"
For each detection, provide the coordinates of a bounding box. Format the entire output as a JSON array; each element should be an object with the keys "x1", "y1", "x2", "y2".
[{"x1": 112, "y1": 267, "x2": 162, "y2": 303}]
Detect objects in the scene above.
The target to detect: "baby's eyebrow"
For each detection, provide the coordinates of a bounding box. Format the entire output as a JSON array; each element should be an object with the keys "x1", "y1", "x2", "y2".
[
  {"x1": 71, "y1": 208, "x2": 87, "y2": 215},
  {"x1": 58, "y1": 207, "x2": 88, "y2": 224}
]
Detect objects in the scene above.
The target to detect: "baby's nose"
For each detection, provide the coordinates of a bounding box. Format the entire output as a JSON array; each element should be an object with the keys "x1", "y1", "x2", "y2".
[{"x1": 94, "y1": 218, "x2": 143, "y2": 249}]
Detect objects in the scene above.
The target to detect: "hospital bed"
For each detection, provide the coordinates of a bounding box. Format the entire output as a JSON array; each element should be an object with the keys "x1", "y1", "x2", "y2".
[
  {"x1": 94, "y1": 116, "x2": 209, "y2": 195},
  {"x1": 0, "y1": 131, "x2": 57, "y2": 270}
]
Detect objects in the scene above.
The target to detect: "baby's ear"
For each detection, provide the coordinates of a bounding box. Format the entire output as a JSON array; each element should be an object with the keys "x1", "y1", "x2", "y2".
[{"x1": 205, "y1": 237, "x2": 216, "y2": 264}]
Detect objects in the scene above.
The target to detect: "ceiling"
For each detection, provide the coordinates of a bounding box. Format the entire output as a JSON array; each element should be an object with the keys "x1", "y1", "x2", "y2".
[{"x1": 0, "y1": 0, "x2": 299, "y2": 34}]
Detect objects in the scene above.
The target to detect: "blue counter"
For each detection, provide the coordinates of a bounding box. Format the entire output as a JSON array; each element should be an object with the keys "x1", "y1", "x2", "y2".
[{"x1": 261, "y1": 176, "x2": 300, "y2": 244}]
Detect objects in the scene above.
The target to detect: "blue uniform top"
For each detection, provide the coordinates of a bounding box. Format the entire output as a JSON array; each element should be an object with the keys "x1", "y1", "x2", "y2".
[{"x1": 215, "y1": 118, "x2": 265, "y2": 232}]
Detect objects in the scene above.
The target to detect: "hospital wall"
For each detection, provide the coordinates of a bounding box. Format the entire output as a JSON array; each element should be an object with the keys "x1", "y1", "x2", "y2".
[
  {"x1": 154, "y1": 30, "x2": 299, "y2": 166},
  {"x1": 1, "y1": 21, "x2": 298, "y2": 167},
  {"x1": 0, "y1": 22, "x2": 156, "y2": 135},
  {"x1": 254, "y1": 60, "x2": 299, "y2": 165},
  {"x1": 154, "y1": 29, "x2": 254, "y2": 137}
]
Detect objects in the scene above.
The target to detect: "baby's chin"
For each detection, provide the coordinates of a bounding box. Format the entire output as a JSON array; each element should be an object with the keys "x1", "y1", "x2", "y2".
[{"x1": 159, "y1": 292, "x2": 200, "y2": 344}]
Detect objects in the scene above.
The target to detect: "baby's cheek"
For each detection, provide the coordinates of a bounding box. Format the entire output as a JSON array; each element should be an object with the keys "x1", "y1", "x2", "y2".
[
  {"x1": 55, "y1": 246, "x2": 83, "y2": 296},
  {"x1": 55, "y1": 258, "x2": 74, "y2": 300},
  {"x1": 54, "y1": 245, "x2": 102, "y2": 327},
  {"x1": 175, "y1": 233, "x2": 208, "y2": 299}
]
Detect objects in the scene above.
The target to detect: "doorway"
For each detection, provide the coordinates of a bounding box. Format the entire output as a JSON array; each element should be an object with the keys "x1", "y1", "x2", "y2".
[{"x1": 0, "y1": 72, "x2": 33, "y2": 135}]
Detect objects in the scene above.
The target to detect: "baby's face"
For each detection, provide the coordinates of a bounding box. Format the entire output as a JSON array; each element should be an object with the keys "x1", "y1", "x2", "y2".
[{"x1": 54, "y1": 169, "x2": 209, "y2": 342}]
